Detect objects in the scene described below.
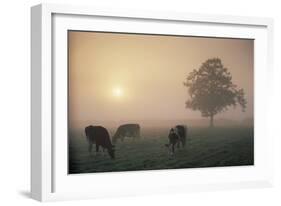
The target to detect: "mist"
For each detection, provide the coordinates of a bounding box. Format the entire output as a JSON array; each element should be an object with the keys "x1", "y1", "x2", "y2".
[{"x1": 68, "y1": 31, "x2": 253, "y2": 129}]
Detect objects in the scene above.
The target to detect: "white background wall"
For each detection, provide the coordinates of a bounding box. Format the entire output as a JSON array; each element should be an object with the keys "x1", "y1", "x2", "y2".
[{"x1": 0, "y1": 0, "x2": 280, "y2": 205}]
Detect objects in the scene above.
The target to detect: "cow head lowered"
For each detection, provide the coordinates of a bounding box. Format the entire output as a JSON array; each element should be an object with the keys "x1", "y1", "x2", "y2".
[
  {"x1": 112, "y1": 124, "x2": 141, "y2": 143},
  {"x1": 85, "y1": 125, "x2": 115, "y2": 159}
]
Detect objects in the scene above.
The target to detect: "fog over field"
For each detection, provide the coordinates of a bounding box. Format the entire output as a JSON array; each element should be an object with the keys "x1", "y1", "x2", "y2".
[
  {"x1": 68, "y1": 31, "x2": 253, "y2": 129},
  {"x1": 69, "y1": 127, "x2": 254, "y2": 174},
  {"x1": 68, "y1": 31, "x2": 254, "y2": 174}
]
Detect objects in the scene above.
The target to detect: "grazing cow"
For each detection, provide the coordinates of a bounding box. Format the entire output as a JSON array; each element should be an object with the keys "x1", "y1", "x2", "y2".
[
  {"x1": 175, "y1": 125, "x2": 187, "y2": 148},
  {"x1": 112, "y1": 124, "x2": 140, "y2": 143},
  {"x1": 85, "y1": 125, "x2": 115, "y2": 159},
  {"x1": 165, "y1": 125, "x2": 187, "y2": 155}
]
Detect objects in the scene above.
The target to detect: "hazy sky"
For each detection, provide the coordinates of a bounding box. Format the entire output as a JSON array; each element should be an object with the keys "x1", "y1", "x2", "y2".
[{"x1": 68, "y1": 31, "x2": 253, "y2": 127}]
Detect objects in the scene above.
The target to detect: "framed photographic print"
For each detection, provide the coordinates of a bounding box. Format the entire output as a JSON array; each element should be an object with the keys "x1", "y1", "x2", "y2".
[{"x1": 31, "y1": 3, "x2": 274, "y2": 201}]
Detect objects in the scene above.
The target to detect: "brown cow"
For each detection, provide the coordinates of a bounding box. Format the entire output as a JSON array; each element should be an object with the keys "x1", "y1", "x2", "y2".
[
  {"x1": 85, "y1": 125, "x2": 115, "y2": 159},
  {"x1": 112, "y1": 124, "x2": 140, "y2": 143}
]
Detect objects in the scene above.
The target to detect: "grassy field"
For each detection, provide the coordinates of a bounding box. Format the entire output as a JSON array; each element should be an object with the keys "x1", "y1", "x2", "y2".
[{"x1": 68, "y1": 126, "x2": 254, "y2": 174}]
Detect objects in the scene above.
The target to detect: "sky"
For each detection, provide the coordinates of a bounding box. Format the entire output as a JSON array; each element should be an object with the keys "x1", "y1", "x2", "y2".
[{"x1": 68, "y1": 31, "x2": 254, "y2": 128}]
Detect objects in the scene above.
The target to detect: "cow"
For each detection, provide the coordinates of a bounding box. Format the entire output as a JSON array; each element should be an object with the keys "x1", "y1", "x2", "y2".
[
  {"x1": 175, "y1": 125, "x2": 187, "y2": 148},
  {"x1": 85, "y1": 125, "x2": 115, "y2": 159},
  {"x1": 112, "y1": 124, "x2": 140, "y2": 143},
  {"x1": 165, "y1": 125, "x2": 187, "y2": 155}
]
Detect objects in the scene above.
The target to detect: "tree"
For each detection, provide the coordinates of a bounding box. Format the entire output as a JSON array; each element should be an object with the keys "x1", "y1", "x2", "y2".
[{"x1": 183, "y1": 58, "x2": 246, "y2": 127}]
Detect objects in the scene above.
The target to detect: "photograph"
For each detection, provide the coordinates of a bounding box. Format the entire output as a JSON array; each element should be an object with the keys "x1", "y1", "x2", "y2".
[{"x1": 68, "y1": 31, "x2": 254, "y2": 174}]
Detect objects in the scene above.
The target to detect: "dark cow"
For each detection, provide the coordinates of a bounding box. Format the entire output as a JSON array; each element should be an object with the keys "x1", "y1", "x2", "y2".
[
  {"x1": 165, "y1": 125, "x2": 187, "y2": 155},
  {"x1": 85, "y1": 125, "x2": 115, "y2": 159},
  {"x1": 175, "y1": 125, "x2": 187, "y2": 148},
  {"x1": 112, "y1": 124, "x2": 140, "y2": 143}
]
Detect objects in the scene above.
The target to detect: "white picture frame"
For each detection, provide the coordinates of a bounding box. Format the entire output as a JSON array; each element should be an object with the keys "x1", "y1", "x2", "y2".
[{"x1": 31, "y1": 3, "x2": 274, "y2": 202}]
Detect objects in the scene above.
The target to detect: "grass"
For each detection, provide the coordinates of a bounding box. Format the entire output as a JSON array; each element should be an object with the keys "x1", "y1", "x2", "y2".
[{"x1": 68, "y1": 126, "x2": 254, "y2": 174}]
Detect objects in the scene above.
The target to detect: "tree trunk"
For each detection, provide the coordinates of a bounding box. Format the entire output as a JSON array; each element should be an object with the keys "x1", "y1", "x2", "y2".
[{"x1": 210, "y1": 114, "x2": 214, "y2": 128}]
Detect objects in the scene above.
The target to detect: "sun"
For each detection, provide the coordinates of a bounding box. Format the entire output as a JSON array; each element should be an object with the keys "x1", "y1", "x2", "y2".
[{"x1": 112, "y1": 87, "x2": 124, "y2": 97}]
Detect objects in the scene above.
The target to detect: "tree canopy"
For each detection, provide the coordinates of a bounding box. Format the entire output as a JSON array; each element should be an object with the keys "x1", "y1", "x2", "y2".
[{"x1": 183, "y1": 58, "x2": 246, "y2": 127}]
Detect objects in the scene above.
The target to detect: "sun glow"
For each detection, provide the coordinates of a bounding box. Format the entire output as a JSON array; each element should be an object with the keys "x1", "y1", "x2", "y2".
[{"x1": 112, "y1": 87, "x2": 124, "y2": 98}]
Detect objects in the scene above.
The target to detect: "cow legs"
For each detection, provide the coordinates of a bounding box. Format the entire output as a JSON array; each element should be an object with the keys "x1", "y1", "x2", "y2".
[
  {"x1": 168, "y1": 144, "x2": 175, "y2": 155},
  {"x1": 88, "y1": 143, "x2": 93, "y2": 152},
  {"x1": 86, "y1": 136, "x2": 93, "y2": 152},
  {"x1": 136, "y1": 130, "x2": 140, "y2": 138},
  {"x1": 172, "y1": 144, "x2": 175, "y2": 154},
  {"x1": 170, "y1": 145, "x2": 174, "y2": 155},
  {"x1": 95, "y1": 144, "x2": 100, "y2": 155},
  {"x1": 181, "y1": 138, "x2": 186, "y2": 148},
  {"x1": 177, "y1": 141, "x2": 180, "y2": 148},
  {"x1": 101, "y1": 147, "x2": 105, "y2": 156},
  {"x1": 165, "y1": 144, "x2": 170, "y2": 155}
]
